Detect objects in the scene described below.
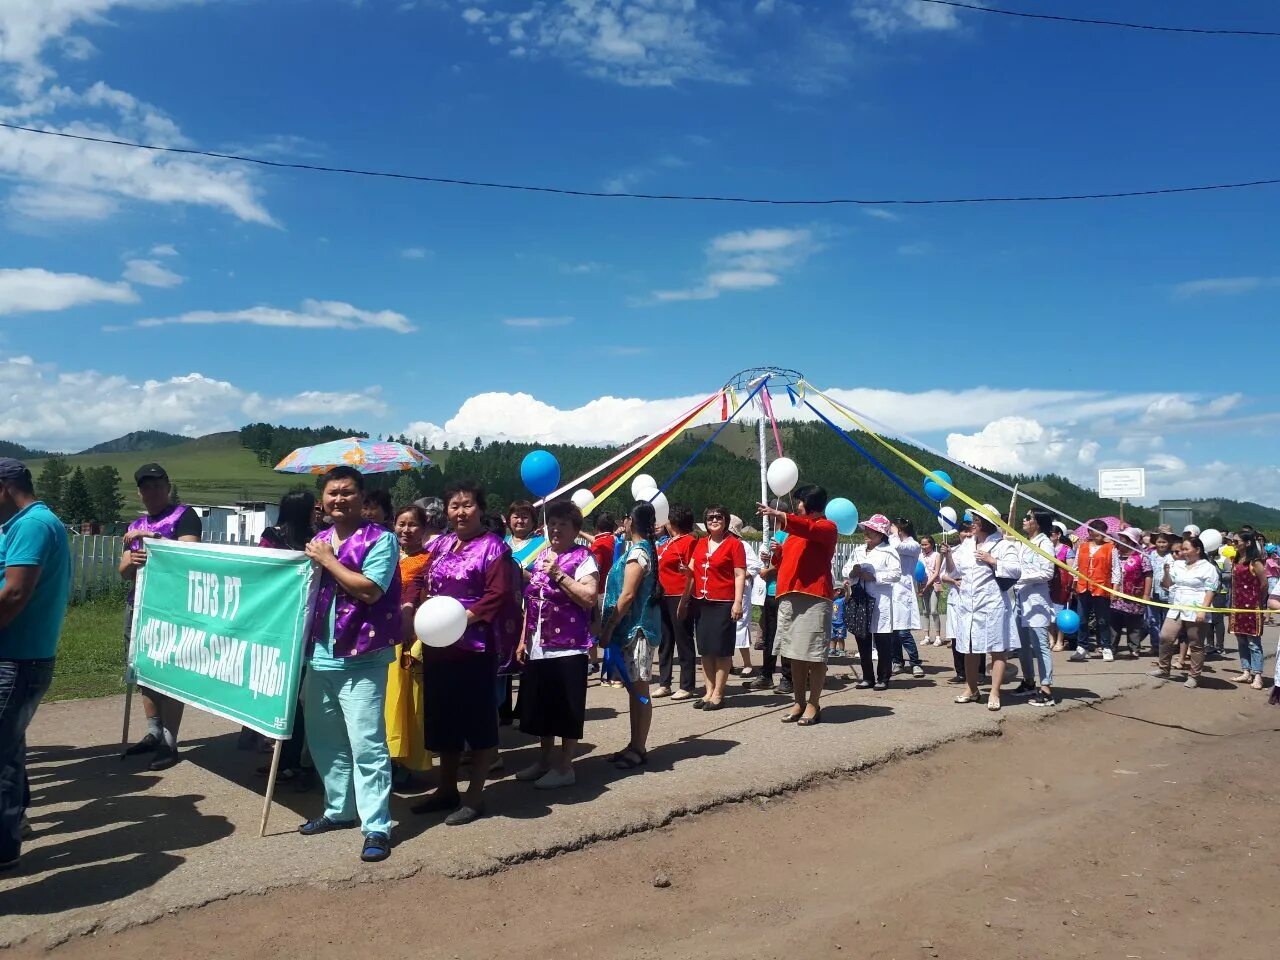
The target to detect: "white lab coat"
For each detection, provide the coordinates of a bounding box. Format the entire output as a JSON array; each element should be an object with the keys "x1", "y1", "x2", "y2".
[
  {"x1": 1015, "y1": 532, "x2": 1055, "y2": 629},
  {"x1": 841, "y1": 544, "x2": 868, "y2": 580},
  {"x1": 740, "y1": 540, "x2": 762, "y2": 644},
  {"x1": 859, "y1": 542, "x2": 902, "y2": 635},
  {"x1": 890, "y1": 535, "x2": 922, "y2": 631},
  {"x1": 955, "y1": 532, "x2": 1022, "y2": 654}
]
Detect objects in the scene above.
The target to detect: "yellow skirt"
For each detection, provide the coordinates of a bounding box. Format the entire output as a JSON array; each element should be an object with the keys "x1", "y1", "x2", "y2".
[{"x1": 385, "y1": 642, "x2": 431, "y2": 771}]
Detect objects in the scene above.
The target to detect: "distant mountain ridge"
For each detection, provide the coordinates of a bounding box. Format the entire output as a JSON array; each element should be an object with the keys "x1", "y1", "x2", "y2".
[
  {"x1": 78, "y1": 431, "x2": 191, "y2": 455},
  {"x1": 0, "y1": 440, "x2": 52, "y2": 460}
]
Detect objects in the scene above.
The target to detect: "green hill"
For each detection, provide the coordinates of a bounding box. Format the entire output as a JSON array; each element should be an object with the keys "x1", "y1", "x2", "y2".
[
  {"x1": 1158, "y1": 499, "x2": 1280, "y2": 532},
  {"x1": 79, "y1": 430, "x2": 190, "y2": 455},
  {"x1": 0, "y1": 440, "x2": 52, "y2": 460},
  {"x1": 27, "y1": 432, "x2": 307, "y2": 507}
]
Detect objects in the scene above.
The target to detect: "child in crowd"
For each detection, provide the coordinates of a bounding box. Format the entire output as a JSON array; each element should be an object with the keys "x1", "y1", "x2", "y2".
[{"x1": 829, "y1": 584, "x2": 848, "y2": 659}]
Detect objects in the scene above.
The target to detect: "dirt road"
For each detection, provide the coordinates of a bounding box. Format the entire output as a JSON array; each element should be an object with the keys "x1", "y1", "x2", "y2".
[{"x1": 19, "y1": 678, "x2": 1278, "y2": 960}]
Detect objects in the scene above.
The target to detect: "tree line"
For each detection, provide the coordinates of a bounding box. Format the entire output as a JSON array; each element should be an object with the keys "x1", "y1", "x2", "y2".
[{"x1": 34, "y1": 458, "x2": 125, "y2": 527}]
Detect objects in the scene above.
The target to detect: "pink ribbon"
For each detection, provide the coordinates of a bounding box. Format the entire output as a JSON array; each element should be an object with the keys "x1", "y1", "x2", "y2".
[{"x1": 761, "y1": 386, "x2": 784, "y2": 456}]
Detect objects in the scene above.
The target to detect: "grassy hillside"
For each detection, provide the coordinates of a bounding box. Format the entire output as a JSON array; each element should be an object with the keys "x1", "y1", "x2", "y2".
[
  {"x1": 79, "y1": 430, "x2": 190, "y2": 455},
  {"x1": 27, "y1": 432, "x2": 307, "y2": 506}
]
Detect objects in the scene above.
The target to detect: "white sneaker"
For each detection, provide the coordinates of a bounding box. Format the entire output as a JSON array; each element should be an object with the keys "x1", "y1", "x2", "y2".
[
  {"x1": 515, "y1": 762, "x2": 549, "y2": 782},
  {"x1": 1069, "y1": 650, "x2": 1088, "y2": 662},
  {"x1": 534, "y1": 768, "x2": 576, "y2": 789},
  {"x1": 1102, "y1": 648, "x2": 1115, "y2": 662},
  {"x1": 1184, "y1": 676, "x2": 1198, "y2": 689}
]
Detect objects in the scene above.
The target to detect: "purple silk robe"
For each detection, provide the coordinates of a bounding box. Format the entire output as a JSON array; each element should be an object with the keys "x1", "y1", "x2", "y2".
[
  {"x1": 523, "y1": 546, "x2": 593, "y2": 653},
  {"x1": 424, "y1": 531, "x2": 520, "y2": 665},
  {"x1": 309, "y1": 522, "x2": 402, "y2": 659}
]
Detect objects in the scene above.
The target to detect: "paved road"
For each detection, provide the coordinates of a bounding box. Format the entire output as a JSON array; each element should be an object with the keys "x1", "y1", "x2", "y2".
[{"x1": 2, "y1": 632, "x2": 1273, "y2": 948}]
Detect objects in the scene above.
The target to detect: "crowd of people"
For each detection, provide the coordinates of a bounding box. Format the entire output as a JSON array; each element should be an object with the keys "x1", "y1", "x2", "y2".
[{"x1": 1, "y1": 451, "x2": 1279, "y2": 871}]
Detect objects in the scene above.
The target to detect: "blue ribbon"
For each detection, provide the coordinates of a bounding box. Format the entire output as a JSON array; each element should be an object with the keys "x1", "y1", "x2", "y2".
[
  {"x1": 800, "y1": 397, "x2": 942, "y2": 519},
  {"x1": 656, "y1": 378, "x2": 769, "y2": 497},
  {"x1": 602, "y1": 644, "x2": 649, "y2": 705}
]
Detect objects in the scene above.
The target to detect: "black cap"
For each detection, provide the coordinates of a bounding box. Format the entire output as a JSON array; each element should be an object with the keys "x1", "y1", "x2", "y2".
[
  {"x1": 0, "y1": 457, "x2": 30, "y2": 482},
  {"x1": 134, "y1": 463, "x2": 169, "y2": 484}
]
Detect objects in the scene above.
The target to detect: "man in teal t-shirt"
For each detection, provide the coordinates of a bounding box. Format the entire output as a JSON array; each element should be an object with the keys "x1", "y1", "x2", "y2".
[{"x1": 0, "y1": 458, "x2": 70, "y2": 870}]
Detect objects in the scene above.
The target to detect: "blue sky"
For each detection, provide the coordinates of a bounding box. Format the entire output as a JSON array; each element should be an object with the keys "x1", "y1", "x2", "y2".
[{"x1": 0, "y1": 0, "x2": 1277, "y2": 504}]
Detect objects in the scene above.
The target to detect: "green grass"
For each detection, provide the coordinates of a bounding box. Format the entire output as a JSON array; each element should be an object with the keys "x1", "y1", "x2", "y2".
[
  {"x1": 47, "y1": 596, "x2": 128, "y2": 701},
  {"x1": 29, "y1": 432, "x2": 307, "y2": 506}
]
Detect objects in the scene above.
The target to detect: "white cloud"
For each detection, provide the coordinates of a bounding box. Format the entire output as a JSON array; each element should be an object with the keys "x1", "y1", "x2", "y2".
[
  {"x1": 0, "y1": 266, "x2": 135, "y2": 315},
  {"x1": 123, "y1": 257, "x2": 183, "y2": 288},
  {"x1": 946, "y1": 417, "x2": 1098, "y2": 475},
  {"x1": 6, "y1": 184, "x2": 118, "y2": 221},
  {"x1": 1140, "y1": 393, "x2": 1240, "y2": 426},
  {"x1": 454, "y1": 0, "x2": 747, "y2": 87},
  {"x1": 502, "y1": 316, "x2": 573, "y2": 329},
  {"x1": 134, "y1": 299, "x2": 416, "y2": 333},
  {"x1": 0, "y1": 354, "x2": 387, "y2": 451},
  {"x1": 864, "y1": 208, "x2": 899, "y2": 221},
  {"x1": 852, "y1": 0, "x2": 963, "y2": 39},
  {"x1": 0, "y1": 1, "x2": 274, "y2": 227},
  {"x1": 1172, "y1": 276, "x2": 1280, "y2": 298},
  {"x1": 150, "y1": 243, "x2": 177, "y2": 257},
  {"x1": 400, "y1": 246, "x2": 431, "y2": 260},
  {"x1": 652, "y1": 226, "x2": 817, "y2": 302}
]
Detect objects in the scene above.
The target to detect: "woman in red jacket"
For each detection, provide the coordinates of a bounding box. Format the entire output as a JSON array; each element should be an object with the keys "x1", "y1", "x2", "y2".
[
  {"x1": 758, "y1": 485, "x2": 838, "y2": 726},
  {"x1": 678, "y1": 505, "x2": 746, "y2": 710}
]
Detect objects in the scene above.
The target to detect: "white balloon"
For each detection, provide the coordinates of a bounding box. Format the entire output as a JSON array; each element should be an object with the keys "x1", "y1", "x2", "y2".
[
  {"x1": 630, "y1": 474, "x2": 658, "y2": 499},
  {"x1": 414, "y1": 596, "x2": 468, "y2": 648},
  {"x1": 766, "y1": 457, "x2": 799, "y2": 497},
  {"x1": 647, "y1": 491, "x2": 670, "y2": 528},
  {"x1": 1199, "y1": 528, "x2": 1223, "y2": 554},
  {"x1": 939, "y1": 505, "x2": 958, "y2": 529},
  {"x1": 570, "y1": 488, "x2": 594, "y2": 512}
]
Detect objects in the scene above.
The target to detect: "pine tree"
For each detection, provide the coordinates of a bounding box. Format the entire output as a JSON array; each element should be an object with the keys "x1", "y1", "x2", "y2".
[
  {"x1": 62, "y1": 467, "x2": 94, "y2": 523},
  {"x1": 391, "y1": 473, "x2": 419, "y2": 511},
  {"x1": 472, "y1": 436, "x2": 483, "y2": 452},
  {"x1": 36, "y1": 456, "x2": 70, "y2": 514},
  {"x1": 85, "y1": 465, "x2": 125, "y2": 523}
]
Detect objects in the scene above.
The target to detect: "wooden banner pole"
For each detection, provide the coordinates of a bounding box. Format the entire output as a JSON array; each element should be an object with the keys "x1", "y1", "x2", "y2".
[{"x1": 259, "y1": 738, "x2": 284, "y2": 838}]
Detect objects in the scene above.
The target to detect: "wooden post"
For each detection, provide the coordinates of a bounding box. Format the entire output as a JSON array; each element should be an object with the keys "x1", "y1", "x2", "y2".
[
  {"x1": 1118, "y1": 498, "x2": 1126, "y2": 524},
  {"x1": 259, "y1": 738, "x2": 284, "y2": 838},
  {"x1": 118, "y1": 684, "x2": 134, "y2": 759}
]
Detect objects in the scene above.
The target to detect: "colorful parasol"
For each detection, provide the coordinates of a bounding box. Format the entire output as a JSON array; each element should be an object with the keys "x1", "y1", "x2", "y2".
[
  {"x1": 1072, "y1": 515, "x2": 1123, "y2": 539},
  {"x1": 274, "y1": 437, "x2": 431, "y2": 475}
]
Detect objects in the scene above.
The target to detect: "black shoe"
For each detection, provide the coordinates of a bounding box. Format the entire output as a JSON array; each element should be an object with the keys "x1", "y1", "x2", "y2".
[
  {"x1": 777, "y1": 680, "x2": 793, "y2": 695},
  {"x1": 360, "y1": 832, "x2": 392, "y2": 862},
  {"x1": 299, "y1": 815, "x2": 358, "y2": 836},
  {"x1": 746, "y1": 676, "x2": 774, "y2": 690},
  {"x1": 445, "y1": 804, "x2": 486, "y2": 826},
  {"x1": 148, "y1": 746, "x2": 180, "y2": 771},
  {"x1": 411, "y1": 792, "x2": 461, "y2": 815},
  {"x1": 855, "y1": 681, "x2": 873, "y2": 690},
  {"x1": 123, "y1": 732, "x2": 160, "y2": 757},
  {"x1": 873, "y1": 682, "x2": 888, "y2": 691},
  {"x1": 1013, "y1": 681, "x2": 1036, "y2": 696}
]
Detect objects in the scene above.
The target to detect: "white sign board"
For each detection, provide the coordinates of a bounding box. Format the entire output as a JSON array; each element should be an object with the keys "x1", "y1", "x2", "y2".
[{"x1": 1097, "y1": 467, "x2": 1146, "y2": 500}]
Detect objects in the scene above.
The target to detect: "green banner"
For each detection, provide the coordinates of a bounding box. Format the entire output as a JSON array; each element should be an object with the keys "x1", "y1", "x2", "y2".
[{"x1": 131, "y1": 539, "x2": 317, "y2": 739}]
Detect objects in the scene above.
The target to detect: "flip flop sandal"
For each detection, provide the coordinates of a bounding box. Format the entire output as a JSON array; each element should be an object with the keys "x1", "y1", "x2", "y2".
[
  {"x1": 797, "y1": 708, "x2": 822, "y2": 727},
  {"x1": 780, "y1": 708, "x2": 804, "y2": 723},
  {"x1": 613, "y1": 749, "x2": 648, "y2": 770}
]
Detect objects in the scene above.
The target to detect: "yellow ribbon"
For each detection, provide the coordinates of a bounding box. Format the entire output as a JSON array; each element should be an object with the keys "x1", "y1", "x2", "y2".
[{"x1": 802, "y1": 380, "x2": 1267, "y2": 618}]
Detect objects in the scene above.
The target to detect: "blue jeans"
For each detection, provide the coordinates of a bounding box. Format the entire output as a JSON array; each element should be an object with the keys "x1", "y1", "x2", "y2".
[
  {"x1": 304, "y1": 665, "x2": 393, "y2": 837},
  {"x1": 1017, "y1": 625, "x2": 1053, "y2": 687},
  {"x1": 1237, "y1": 634, "x2": 1264, "y2": 675},
  {"x1": 1, "y1": 658, "x2": 55, "y2": 863},
  {"x1": 1077, "y1": 594, "x2": 1112, "y2": 651},
  {"x1": 892, "y1": 630, "x2": 921, "y2": 667}
]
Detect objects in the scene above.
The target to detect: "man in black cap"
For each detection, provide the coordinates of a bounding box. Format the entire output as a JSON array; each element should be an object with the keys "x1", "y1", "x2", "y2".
[
  {"x1": 118, "y1": 463, "x2": 201, "y2": 771},
  {"x1": 0, "y1": 458, "x2": 70, "y2": 870}
]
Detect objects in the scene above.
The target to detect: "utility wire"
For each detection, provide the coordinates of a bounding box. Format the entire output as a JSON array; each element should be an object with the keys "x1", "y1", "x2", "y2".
[
  {"x1": 1, "y1": 120, "x2": 1277, "y2": 206},
  {"x1": 914, "y1": 0, "x2": 1280, "y2": 37}
]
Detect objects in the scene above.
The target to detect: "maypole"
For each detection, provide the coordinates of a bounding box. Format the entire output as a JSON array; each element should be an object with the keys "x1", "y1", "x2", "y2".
[{"x1": 726, "y1": 365, "x2": 802, "y2": 549}]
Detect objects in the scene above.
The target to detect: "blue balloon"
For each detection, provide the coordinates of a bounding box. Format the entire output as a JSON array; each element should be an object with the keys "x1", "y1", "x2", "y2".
[
  {"x1": 519, "y1": 449, "x2": 560, "y2": 498},
  {"x1": 914, "y1": 560, "x2": 927, "y2": 584},
  {"x1": 773, "y1": 530, "x2": 789, "y2": 544},
  {"x1": 923, "y1": 480, "x2": 949, "y2": 502},
  {"x1": 1056, "y1": 609, "x2": 1081, "y2": 635},
  {"x1": 826, "y1": 497, "x2": 859, "y2": 536}
]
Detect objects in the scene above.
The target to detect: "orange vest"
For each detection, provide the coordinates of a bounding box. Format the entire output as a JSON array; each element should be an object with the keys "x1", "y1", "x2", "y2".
[{"x1": 1075, "y1": 541, "x2": 1115, "y2": 597}]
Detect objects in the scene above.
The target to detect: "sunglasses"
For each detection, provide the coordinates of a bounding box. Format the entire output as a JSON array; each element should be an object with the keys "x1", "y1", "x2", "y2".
[{"x1": 705, "y1": 514, "x2": 726, "y2": 522}]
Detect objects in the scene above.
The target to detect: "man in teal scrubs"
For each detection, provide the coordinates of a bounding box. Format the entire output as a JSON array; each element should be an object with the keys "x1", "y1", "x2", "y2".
[{"x1": 0, "y1": 458, "x2": 70, "y2": 871}]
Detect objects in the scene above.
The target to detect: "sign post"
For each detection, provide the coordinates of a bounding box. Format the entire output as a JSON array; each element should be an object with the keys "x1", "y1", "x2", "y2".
[
  {"x1": 1097, "y1": 467, "x2": 1146, "y2": 502},
  {"x1": 128, "y1": 540, "x2": 317, "y2": 836}
]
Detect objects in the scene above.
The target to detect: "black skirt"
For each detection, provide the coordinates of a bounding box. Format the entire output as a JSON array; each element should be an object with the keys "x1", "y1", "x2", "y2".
[
  {"x1": 423, "y1": 652, "x2": 499, "y2": 754},
  {"x1": 693, "y1": 599, "x2": 736, "y2": 658},
  {"x1": 519, "y1": 654, "x2": 589, "y2": 740}
]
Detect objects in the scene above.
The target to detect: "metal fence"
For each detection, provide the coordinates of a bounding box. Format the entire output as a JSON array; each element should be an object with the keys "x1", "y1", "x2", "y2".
[{"x1": 68, "y1": 532, "x2": 256, "y2": 604}]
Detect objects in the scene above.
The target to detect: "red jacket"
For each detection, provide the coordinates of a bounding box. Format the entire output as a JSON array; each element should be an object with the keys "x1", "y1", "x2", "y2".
[
  {"x1": 589, "y1": 533, "x2": 616, "y2": 595},
  {"x1": 776, "y1": 513, "x2": 837, "y2": 600},
  {"x1": 688, "y1": 535, "x2": 747, "y2": 602},
  {"x1": 657, "y1": 533, "x2": 695, "y2": 598}
]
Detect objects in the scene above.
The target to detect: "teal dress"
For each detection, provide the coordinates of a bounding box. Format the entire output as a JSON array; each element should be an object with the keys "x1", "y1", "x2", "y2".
[{"x1": 603, "y1": 539, "x2": 660, "y2": 645}]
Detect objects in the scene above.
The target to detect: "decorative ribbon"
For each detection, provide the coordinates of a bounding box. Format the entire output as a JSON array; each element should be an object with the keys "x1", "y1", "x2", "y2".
[
  {"x1": 658, "y1": 378, "x2": 769, "y2": 497},
  {"x1": 584, "y1": 401, "x2": 711, "y2": 515},
  {"x1": 761, "y1": 385, "x2": 784, "y2": 457},
  {"x1": 602, "y1": 643, "x2": 649, "y2": 705},
  {"x1": 592, "y1": 393, "x2": 719, "y2": 495},
  {"x1": 803, "y1": 381, "x2": 1261, "y2": 616}
]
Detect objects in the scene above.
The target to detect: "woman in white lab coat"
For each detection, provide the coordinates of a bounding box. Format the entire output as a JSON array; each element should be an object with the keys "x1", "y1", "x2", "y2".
[
  {"x1": 889, "y1": 519, "x2": 924, "y2": 677},
  {"x1": 945, "y1": 504, "x2": 1021, "y2": 710},
  {"x1": 851, "y1": 514, "x2": 901, "y2": 691}
]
